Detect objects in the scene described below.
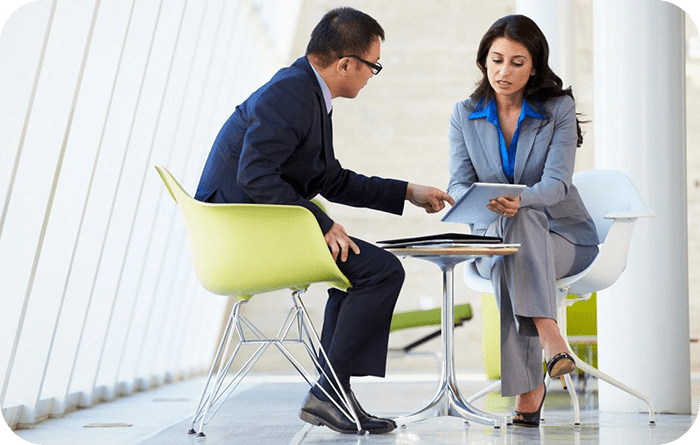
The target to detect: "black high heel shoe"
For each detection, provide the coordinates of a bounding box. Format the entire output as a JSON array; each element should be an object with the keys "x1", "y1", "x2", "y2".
[
  {"x1": 512, "y1": 385, "x2": 547, "y2": 427},
  {"x1": 547, "y1": 352, "x2": 576, "y2": 378}
]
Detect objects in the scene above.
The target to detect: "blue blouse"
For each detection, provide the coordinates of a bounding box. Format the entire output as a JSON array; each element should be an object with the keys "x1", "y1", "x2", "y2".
[{"x1": 468, "y1": 99, "x2": 546, "y2": 183}]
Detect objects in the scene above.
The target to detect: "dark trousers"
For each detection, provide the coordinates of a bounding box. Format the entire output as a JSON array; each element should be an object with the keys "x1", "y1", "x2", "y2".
[{"x1": 319, "y1": 237, "x2": 405, "y2": 378}]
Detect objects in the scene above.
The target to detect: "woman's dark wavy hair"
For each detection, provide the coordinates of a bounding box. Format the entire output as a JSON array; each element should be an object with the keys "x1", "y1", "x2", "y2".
[
  {"x1": 472, "y1": 14, "x2": 585, "y2": 146},
  {"x1": 305, "y1": 7, "x2": 384, "y2": 68}
]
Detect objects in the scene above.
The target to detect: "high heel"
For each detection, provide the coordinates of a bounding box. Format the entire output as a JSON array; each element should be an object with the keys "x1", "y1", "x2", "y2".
[
  {"x1": 547, "y1": 352, "x2": 576, "y2": 378},
  {"x1": 512, "y1": 385, "x2": 547, "y2": 427}
]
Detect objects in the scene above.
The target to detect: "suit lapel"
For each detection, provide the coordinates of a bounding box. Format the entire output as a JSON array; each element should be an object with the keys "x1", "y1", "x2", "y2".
[
  {"x1": 474, "y1": 119, "x2": 509, "y2": 183},
  {"x1": 298, "y1": 56, "x2": 334, "y2": 161},
  {"x1": 324, "y1": 109, "x2": 333, "y2": 159},
  {"x1": 513, "y1": 117, "x2": 542, "y2": 183}
]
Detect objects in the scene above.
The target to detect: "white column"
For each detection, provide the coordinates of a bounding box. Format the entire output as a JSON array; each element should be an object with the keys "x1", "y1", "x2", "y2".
[
  {"x1": 593, "y1": 0, "x2": 690, "y2": 413},
  {"x1": 516, "y1": 0, "x2": 575, "y2": 88}
]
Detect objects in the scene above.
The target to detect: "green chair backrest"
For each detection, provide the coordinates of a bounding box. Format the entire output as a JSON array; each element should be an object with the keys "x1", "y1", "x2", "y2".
[{"x1": 155, "y1": 166, "x2": 351, "y2": 299}]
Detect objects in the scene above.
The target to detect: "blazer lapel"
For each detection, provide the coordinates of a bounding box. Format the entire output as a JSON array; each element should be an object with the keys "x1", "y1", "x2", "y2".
[
  {"x1": 474, "y1": 119, "x2": 509, "y2": 183},
  {"x1": 299, "y1": 56, "x2": 334, "y2": 161},
  {"x1": 513, "y1": 117, "x2": 542, "y2": 183},
  {"x1": 323, "y1": 108, "x2": 333, "y2": 159}
]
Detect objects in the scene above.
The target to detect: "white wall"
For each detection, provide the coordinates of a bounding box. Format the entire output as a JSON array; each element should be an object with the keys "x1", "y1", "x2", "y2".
[
  {"x1": 0, "y1": 0, "x2": 300, "y2": 428},
  {"x1": 1, "y1": 0, "x2": 698, "y2": 429}
]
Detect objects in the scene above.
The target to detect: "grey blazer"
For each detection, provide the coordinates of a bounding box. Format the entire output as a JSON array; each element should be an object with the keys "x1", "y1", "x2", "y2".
[{"x1": 447, "y1": 95, "x2": 599, "y2": 246}]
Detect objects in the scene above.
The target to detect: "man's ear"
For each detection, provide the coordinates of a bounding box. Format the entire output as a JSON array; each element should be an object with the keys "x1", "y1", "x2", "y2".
[{"x1": 336, "y1": 57, "x2": 351, "y2": 75}]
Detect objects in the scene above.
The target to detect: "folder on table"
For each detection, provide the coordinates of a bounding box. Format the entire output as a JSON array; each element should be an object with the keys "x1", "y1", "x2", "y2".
[{"x1": 377, "y1": 232, "x2": 502, "y2": 249}]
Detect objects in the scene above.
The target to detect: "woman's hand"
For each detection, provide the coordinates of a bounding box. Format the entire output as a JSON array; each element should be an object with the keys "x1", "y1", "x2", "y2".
[{"x1": 487, "y1": 195, "x2": 521, "y2": 218}]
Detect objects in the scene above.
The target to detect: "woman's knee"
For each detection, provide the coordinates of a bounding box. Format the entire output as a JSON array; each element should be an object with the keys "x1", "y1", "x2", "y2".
[
  {"x1": 506, "y1": 207, "x2": 549, "y2": 237},
  {"x1": 513, "y1": 207, "x2": 548, "y2": 224}
]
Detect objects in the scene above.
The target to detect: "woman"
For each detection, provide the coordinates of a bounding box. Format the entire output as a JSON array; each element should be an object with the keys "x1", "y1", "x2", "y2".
[{"x1": 447, "y1": 15, "x2": 600, "y2": 427}]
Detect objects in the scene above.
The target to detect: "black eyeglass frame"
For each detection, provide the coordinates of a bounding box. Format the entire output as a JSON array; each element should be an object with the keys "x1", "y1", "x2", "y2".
[{"x1": 341, "y1": 55, "x2": 382, "y2": 75}]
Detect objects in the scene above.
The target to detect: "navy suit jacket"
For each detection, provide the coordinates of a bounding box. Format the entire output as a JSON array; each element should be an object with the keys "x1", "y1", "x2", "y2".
[{"x1": 195, "y1": 56, "x2": 407, "y2": 234}]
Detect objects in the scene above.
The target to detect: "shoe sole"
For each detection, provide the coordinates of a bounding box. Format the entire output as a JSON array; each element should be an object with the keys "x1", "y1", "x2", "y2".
[
  {"x1": 549, "y1": 358, "x2": 576, "y2": 378},
  {"x1": 511, "y1": 419, "x2": 541, "y2": 427},
  {"x1": 299, "y1": 409, "x2": 360, "y2": 434}
]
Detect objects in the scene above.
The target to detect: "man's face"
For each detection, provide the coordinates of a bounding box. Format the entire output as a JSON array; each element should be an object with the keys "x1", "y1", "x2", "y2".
[{"x1": 339, "y1": 37, "x2": 381, "y2": 99}]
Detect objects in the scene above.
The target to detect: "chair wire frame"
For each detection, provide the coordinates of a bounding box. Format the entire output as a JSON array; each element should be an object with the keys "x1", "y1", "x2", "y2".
[
  {"x1": 465, "y1": 288, "x2": 656, "y2": 426},
  {"x1": 188, "y1": 289, "x2": 363, "y2": 437}
]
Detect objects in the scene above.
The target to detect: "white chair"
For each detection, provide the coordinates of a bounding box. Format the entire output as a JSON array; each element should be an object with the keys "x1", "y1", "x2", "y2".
[{"x1": 463, "y1": 169, "x2": 656, "y2": 425}]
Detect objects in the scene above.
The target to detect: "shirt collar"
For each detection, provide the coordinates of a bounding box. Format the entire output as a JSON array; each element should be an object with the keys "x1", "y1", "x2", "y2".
[
  {"x1": 309, "y1": 61, "x2": 333, "y2": 114},
  {"x1": 468, "y1": 98, "x2": 547, "y2": 123}
]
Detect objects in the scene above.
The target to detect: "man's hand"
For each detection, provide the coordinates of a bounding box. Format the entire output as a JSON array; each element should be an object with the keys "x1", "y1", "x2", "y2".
[
  {"x1": 406, "y1": 183, "x2": 455, "y2": 214},
  {"x1": 324, "y1": 222, "x2": 361, "y2": 262}
]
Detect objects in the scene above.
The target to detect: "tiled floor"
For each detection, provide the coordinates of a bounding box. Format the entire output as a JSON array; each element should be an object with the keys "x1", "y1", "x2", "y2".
[{"x1": 9, "y1": 373, "x2": 700, "y2": 445}]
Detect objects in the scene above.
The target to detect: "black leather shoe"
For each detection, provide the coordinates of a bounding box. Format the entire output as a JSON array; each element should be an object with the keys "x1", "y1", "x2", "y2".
[
  {"x1": 347, "y1": 390, "x2": 397, "y2": 431},
  {"x1": 299, "y1": 390, "x2": 359, "y2": 434},
  {"x1": 299, "y1": 390, "x2": 395, "y2": 434}
]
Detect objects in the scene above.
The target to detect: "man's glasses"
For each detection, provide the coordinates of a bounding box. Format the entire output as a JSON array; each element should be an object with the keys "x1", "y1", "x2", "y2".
[{"x1": 341, "y1": 55, "x2": 382, "y2": 75}]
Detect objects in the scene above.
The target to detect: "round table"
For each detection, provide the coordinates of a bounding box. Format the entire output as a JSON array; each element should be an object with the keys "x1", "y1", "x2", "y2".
[{"x1": 384, "y1": 244, "x2": 519, "y2": 429}]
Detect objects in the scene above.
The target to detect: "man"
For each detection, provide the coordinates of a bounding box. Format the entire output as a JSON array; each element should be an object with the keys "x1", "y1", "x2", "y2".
[{"x1": 195, "y1": 7, "x2": 454, "y2": 434}]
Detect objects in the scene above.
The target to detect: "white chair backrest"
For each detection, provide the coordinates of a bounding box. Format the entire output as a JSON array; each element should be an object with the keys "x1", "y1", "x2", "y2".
[
  {"x1": 464, "y1": 169, "x2": 653, "y2": 295},
  {"x1": 572, "y1": 169, "x2": 651, "y2": 242}
]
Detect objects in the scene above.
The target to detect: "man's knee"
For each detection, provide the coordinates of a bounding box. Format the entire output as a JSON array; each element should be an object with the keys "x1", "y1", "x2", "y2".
[{"x1": 380, "y1": 250, "x2": 405, "y2": 288}]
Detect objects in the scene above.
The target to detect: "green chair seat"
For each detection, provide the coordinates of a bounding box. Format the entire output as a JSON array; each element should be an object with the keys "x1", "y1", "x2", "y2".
[
  {"x1": 390, "y1": 303, "x2": 472, "y2": 331},
  {"x1": 389, "y1": 303, "x2": 473, "y2": 354}
]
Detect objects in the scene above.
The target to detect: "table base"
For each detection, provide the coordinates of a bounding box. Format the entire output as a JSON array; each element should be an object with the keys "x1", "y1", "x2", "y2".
[{"x1": 386, "y1": 250, "x2": 516, "y2": 430}]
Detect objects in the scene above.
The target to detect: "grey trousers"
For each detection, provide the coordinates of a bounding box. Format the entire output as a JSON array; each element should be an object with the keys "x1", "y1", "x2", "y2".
[{"x1": 476, "y1": 208, "x2": 598, "y2": 397}]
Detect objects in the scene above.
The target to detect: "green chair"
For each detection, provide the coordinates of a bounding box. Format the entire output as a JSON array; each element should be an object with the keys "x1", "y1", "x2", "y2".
[
  {"x1": 154, "y1": 166, "x2": 359, "y2": 437},
  {"x1": 390, "y1": 304, "x2": 473, "y2": 354}
]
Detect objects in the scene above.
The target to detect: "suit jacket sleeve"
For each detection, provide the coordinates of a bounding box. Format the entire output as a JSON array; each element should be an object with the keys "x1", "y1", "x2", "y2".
[
  {"x1": 235, "y1": 70, "x2": 407, "y2": 234},
  {"x1": 517, "y1": 95, "x2": 578, "y2": 210},
  {"x1": 447, "y1": 102, "x2": 477, "y2": 202},
  {"x1": 321, "y1": 160, "x2": 407, "y2": 217}
]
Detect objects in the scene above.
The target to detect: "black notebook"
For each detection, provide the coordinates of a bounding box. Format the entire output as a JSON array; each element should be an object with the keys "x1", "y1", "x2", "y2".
[{"x1": 377, "y1": 232, "x2": 502, "y2": 248}]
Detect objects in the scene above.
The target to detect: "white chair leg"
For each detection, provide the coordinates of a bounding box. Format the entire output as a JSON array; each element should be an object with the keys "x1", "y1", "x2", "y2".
[
  {"x1": 556, "y1": 300, "x2": 582, "y2": 426},
  {"x1": 467, "y1": 380, "x2": 502, "y2": 404},
  {"x1": 557, "y1": 294, "x2": 655, "y2": 425},
  {"x1": 540, "y1": 366, "x2": 580, "y2": 426},
  {"x1": 563, "y1": 373, "x2": 581, "y2": 425},
  {"x1": 571, "y1": 354, "x2": 655, "y2": 424}
]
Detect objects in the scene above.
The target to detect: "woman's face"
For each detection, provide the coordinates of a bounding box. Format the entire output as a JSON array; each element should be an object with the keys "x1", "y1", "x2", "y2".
[{"x1": 485, "y1": 37, "x2": 535, "y2": 101}]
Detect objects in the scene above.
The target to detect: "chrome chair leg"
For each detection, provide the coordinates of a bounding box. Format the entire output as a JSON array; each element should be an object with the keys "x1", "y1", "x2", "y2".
[
  {"x1": 290, "y1": 290, "x2": 362, "y2": 432},
  {"x1": 187, "y1": 292, "x2": 363, "y2": 437},
  {"x1": 189, "y1": 300, "x2": 244, "y2": 436}
]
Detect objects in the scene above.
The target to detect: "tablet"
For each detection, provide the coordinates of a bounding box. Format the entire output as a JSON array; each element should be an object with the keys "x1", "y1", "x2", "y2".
[{"x1": 441, "y1": 183, "x2": 526, "y2": 225}]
